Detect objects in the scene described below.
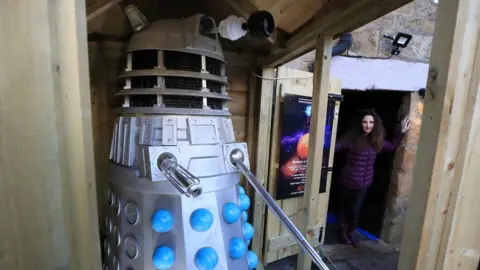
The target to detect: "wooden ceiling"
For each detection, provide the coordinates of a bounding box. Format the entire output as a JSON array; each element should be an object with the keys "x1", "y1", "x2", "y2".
[
  {"x1": 86, "y1": 0, "x2": 413, "y2": 67},
  {"x1": 249, "y1": 0, "x2": 329, "y2": 33}
]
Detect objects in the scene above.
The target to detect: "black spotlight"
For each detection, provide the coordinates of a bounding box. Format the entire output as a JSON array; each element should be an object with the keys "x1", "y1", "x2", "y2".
[
  {"x1": 384, "y1": 32, "x2": 413, "y2": 56},
  {"x1": 245, "y1": 10, "x2": 275, "y2": 39}
]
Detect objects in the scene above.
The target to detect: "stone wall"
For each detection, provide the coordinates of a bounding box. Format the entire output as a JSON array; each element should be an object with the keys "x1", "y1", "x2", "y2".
[
  {"x1": 381, "y1": 92, "x2": 424, "y2": 243},
  {"x1": 284, "y1": 0, "x2": 437, "y2": 71},
  {"x1": 350, "y1": 0, "x2": 437, "y2": 62}
]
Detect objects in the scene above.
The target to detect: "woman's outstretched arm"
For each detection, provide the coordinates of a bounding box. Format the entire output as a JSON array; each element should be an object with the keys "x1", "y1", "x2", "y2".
[
  {"x1": 382, "y1": 130, "x2": 406, "y2": 152},
  {"x1": 335, "y1": 136, "x2": 350, "y2": 152},
  {"x1": 382, "y1": 117, "x2": 411, "y2": 152}
]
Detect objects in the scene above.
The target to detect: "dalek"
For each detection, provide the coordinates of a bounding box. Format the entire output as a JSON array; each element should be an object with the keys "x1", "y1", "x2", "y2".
[
  {"x1": 103, "y1": 14, "x2": 256, "y2": 270},
  {"x1": 103, "y1": 13, "x2": 328, "y2": 270}
]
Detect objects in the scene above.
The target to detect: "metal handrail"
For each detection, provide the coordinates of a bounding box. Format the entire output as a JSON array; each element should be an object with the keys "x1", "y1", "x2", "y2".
[{"x1": 230, "y1": 149, "x2": 329, "y2": 270}]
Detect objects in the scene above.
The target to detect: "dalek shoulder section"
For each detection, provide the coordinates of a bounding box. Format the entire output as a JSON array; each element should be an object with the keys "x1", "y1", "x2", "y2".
[{"x1": 108, "y1": 115, "x2": 248, "y2": 178}]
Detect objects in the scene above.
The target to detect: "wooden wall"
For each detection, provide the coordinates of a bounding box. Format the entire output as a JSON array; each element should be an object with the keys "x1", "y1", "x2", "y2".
[
  {"x1": 1, "y1": 0, "x2": 101, "y2": 268},
  {"x1": 260, "y1": 67, "x2": 342, "y2": 264},
  {"x1": 225, "y1": 54, "x2": 259, "y2": 191},
  {"x1": 226, "y1": 64, "x2": 250, "y2": 142},
  {"x1": 88, "y1": 41, "x2": 125, "y2": 225}
]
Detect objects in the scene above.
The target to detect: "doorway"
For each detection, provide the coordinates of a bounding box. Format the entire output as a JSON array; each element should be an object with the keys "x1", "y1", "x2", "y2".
[{"x1": 327, "y1": 90, "x2": 408, "y2": 241}]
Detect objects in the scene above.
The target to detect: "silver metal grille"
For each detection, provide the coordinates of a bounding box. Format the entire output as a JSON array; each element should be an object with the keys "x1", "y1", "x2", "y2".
[{"x1": 118, "y1": 50, "x2": 229, "y2": 115}]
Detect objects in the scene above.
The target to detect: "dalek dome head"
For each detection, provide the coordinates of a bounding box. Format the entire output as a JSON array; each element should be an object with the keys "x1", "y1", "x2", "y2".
[{"x1": 127, "y1": 14, "x2": 225, "y2": 63}]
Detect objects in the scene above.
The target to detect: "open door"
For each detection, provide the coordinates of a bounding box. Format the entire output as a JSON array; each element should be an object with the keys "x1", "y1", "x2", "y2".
[{"x1": 259, "y1": 67, "x2": 342, "y2": 264}]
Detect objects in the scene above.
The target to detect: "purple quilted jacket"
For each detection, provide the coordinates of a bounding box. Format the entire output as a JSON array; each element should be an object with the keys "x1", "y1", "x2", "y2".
[{"x1": 334, "y1": 131, "x2": 405, "y2": 189}]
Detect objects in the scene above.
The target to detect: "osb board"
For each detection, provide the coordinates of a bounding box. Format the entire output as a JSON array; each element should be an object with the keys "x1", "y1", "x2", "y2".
[{"x1": 263, "y1": 67, "x2": 341, "y2": 264}]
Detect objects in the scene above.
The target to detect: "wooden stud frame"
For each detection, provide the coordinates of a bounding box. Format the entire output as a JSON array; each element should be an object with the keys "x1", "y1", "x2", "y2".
[
  {"x1": 399, "y1": 0, "x2": 480, "y2": 269},
  {"x1": 296, "y1": 34, "x2": 333, "y2": 270},
  {"x1": 251, "y1": 68, "x2": 276, "y2": 270},
  {"x1": 0, "y1": 0, "x2": 102, "y2": 269}
]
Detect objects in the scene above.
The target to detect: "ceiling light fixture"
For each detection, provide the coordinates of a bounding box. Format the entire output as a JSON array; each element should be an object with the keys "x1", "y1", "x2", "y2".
[{"x1": 211, "y1": 10, "x2": 275, "y2": 41}]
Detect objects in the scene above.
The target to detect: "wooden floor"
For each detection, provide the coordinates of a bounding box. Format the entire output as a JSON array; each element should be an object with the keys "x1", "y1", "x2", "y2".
[{"x1": 265, "y1": 240, "x2": 399, "y2": 270}]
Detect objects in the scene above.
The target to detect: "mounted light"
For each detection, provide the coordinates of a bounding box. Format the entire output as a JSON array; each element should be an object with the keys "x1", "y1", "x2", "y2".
[
  {"x1": 384, "y1": 32, "x2": 413, "y2": 56},
  {"x1": 247, "y1": 11, "x2": 275, "y2": 39},
  {"x1": 211, "y1": 10, "x2": 275, "y2": 41},
  {"x1": 124, "y1": 4, "x2": 150, "y2": 32},
  {"x1": 392, "y1": 33, "x2": 412, "y2": 48}
]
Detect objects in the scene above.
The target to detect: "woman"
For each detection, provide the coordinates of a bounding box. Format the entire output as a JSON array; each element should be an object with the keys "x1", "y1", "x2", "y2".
[{"x1": 334, "y1": 110, "x2": 410, "y2": 247}]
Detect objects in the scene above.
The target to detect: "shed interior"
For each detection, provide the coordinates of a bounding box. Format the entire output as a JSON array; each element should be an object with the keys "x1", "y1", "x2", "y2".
[
  {"x1": 4, "y1": 0, "x2": 480, "y2": 269},
  {"x1": 85, "y1": 0, "x2": 414, "y2": 267}
]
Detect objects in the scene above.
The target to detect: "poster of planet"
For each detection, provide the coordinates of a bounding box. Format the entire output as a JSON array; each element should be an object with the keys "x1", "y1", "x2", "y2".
[{"x1": 276, "y1": 94, "x2": 335, "y2": 200}]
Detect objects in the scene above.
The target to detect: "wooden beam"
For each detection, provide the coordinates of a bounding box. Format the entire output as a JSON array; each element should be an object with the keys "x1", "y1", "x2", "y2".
[
  {"x1": 0, "y1": 0, "x2": 101, "y2": 269},
  {"x1": 297, "y1": 34, "x2": 333, "y2": 270},
  {"x1": 261, "y1": 0, "x2": 412, "y2": 67},
  {"x1": 245, "y1": 70, "x2": 258, "y2": 196},
  {"x1": 251, "y1": 68, "x2": 275, "y2": 269},
  {"x1": 87, "y1": 0, "x2": 124, "y2": 21},
  {"x1": 398, "y1": 0, "x2": 480, "y2": 269}
]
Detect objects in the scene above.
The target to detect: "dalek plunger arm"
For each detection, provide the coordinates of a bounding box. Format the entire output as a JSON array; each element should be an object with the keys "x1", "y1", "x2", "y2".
[{"x1": 229, "y1": 148, "x2": 330, "y2": 270}]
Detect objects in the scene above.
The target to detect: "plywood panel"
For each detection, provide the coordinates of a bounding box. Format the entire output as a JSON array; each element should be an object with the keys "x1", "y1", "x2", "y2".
[
  {"x1": 229, "y1": 91, "x2": 248, "y2": 116},
  {"x1": 232, "y1": 115, "x2": 247, "y2": 142},
  {"x1": 225, "y1": 59, "x2": 251, "y2": 145},
  {"x1": 227, "y1": 67, "x2": 250, "y2": 92}
]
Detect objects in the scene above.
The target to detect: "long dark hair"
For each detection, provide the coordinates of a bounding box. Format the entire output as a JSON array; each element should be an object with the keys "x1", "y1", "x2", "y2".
[{"x1": 346, "y1": 110, "x2": 385, "y2": 152}]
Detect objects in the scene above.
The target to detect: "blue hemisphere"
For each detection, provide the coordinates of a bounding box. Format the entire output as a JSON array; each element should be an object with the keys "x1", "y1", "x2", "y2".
[
  {"x1": 223, "y1": 202, "x2": 241, "y2": 224},
  {"x1": 190, "y1": 208, "x2": 214, "y2": 232},
  {"x1": 229, "y1": 237, "x2": 247, "y2": 259},
  {"x1": 195, "y1": 247, "x2": 219, "y2": 270},
  {"x1": 243, "y1": 222, "x2": 255, "y2": 241},
  {"x1": 247, "y1": 251, "x2": 258, "y2": 269},
  {"x1": 152, "y1": 246, "x2": 175, "y2": 269},
  {"x1": 242, "y1": 211, "x2": 248, "y2": 223},
  {"x1": 238, "y1": 194, "x2": 251, "y2": 211},
  {"x1": 151, "y1": 209, "x2": 174, "y2": 233}
]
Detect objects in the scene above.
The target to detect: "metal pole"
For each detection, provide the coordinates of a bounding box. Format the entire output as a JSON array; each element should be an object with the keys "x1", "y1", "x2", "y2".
[{"x1": 231, "y1": 154, "x2": 329, "y2": 270}]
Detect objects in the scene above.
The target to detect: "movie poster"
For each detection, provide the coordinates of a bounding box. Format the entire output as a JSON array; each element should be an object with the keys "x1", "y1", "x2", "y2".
[{"x1": 276, "y1": 94, "x2": 335, "y2": 200}]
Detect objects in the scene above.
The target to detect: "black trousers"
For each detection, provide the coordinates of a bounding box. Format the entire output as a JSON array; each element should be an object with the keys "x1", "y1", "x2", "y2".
[{"x1": 337, "y1": 186, "x2": 367, "y2": 224}]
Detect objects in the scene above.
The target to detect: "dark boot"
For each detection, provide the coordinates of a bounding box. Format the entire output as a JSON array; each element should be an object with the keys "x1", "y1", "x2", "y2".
[
  {"x1": 347, "y1": 222, "x2": 359, "y2": 248},
  {"x1": 338, "y1": 223, "x2": 351, "y2": 244}
]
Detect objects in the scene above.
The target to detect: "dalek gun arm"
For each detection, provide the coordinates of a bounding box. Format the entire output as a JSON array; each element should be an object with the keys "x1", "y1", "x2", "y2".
[
  {"x1": 157, "y1": 153, "x2": 202, "y2": 197},
  {"x1": 229, "y1": 149, "x2": 330, "y2": 270}
]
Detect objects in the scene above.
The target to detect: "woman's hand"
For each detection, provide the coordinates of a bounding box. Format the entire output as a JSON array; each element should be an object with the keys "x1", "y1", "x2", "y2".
[{"x1": 401, "y1": 117, "x2": 411, "y2": 133}]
